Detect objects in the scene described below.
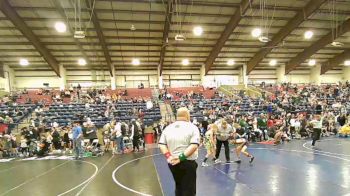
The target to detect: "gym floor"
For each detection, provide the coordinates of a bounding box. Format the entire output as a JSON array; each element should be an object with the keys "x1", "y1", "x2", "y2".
[{"x1": 0, "y1": 138, "x2": 349, "y2": 196}]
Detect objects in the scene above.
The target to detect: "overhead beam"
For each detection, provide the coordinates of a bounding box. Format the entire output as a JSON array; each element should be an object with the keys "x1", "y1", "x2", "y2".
[
  {"x1": 204, "y1": 0, "x2": 251, "y2": 74},
  {"x1": 321, "y1": 50, "x2": 350, "y2": 74},
  {"x1": 0, "y1": 0, "x2": 60, "y2": 76},
  {"x1": 246, "y1": 0, "x2": 326, "y2": 74},
  {"x1": 85, "y1": 0, "x2": 113, "y2": 76},
  {"x1": 53, "y1": 0, "x2": 90, "y2": 65},
  {"x1": 158, "y1": 0, "x2": 173, "y2": 76},
  {"x1": 286, "y1": 18, "x2": 350, "y2": 74}
]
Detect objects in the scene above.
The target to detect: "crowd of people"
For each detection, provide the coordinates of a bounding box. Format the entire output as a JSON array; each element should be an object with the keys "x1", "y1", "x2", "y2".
[
  {"x1": 2, "y1": 83, "x2": 350, "y2": 160},
  {"x1": 169, "y1": 83, "x2": 350, "y2": 147},
  {"x1": 0, "y1": 85, "x2": 159, "y2": 159},
  {"x1": 0, "y1": 115, "x2": 152, "y2": 159}
]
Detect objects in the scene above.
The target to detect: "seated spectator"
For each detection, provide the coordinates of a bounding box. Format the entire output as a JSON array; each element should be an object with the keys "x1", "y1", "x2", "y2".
[
  {"x1": 85, "y1": 122, "x2": 98, "y2": 144},
  {"x1": 36, "y1": 89, "x2": 43, "y2": 95},
  {"x1": 4, "y1": 116, "x2": 13, "y2": 124}
]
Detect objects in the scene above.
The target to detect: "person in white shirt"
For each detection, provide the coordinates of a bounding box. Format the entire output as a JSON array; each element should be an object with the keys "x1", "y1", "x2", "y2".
[
  {"x1": 289, "y1": 116, "x2": 297, "y2": 138},
  {"x1": 310, "y1": 115, "x2": 323, "y2": 146},
  {"x1": 113, "y1": 121, "x2": 123, "y2": 154},
  {"x1": 100, "y1": 95, "x2": 106, "y2": 103},
  {"x1": 158, "y1": 107, "x2": 200, "y2": 196}
]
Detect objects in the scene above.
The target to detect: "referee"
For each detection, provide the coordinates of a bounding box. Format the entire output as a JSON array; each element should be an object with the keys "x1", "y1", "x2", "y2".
[
  {"x1": 310, "y1": 114, "x2": 323, "y2": 146},
  {"x1": 158, "y1": 107, "x2": 200, "y2": 196}
]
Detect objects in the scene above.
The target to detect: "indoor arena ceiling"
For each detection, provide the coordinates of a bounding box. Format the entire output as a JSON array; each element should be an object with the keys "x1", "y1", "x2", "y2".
[{"x1": 0, "y1": 0, "x2": 350, "y2": 76}]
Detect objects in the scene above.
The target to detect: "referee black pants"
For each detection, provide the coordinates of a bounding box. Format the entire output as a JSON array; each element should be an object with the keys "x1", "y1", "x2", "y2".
[
  {"x1": 168, "y1": 160, "x2": 197, "y2": 196},
  {"x1": 215, "y1": 140, "x2": 230, "y2": 161},
  {"x1": 312, "y1": 128, "x2": 321, "y2": 146}
]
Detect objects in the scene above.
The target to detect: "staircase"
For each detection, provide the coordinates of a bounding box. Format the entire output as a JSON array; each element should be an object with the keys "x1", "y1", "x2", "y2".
[
  {"x1": 219, "y1": 85, "x2": 263, "y2": 98},
  {"x1": 152, "y1": 87, "x2": 159, "y2": 100},
  {"x1": 159, "y1": 102, "x2": 174, "y2": 122},
  {"x1": 248, "y1": 85, "x2": 273, "y2": 97},
  {"x1": 245, "y1": 86, "x2": 262, "y2": 98},
  {"x1": 165, "y1": 103, "x2": 175, "y2": 121},
  {"x1": 218, "y1": 85, "x2": 241, "y2": 99}
]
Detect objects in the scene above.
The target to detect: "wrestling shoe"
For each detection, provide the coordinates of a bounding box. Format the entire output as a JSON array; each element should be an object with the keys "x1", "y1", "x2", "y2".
[
  {"x1": 214, "y1": 159, "x2": 222, "y2": 164},
  {"x1": 249, "y1": 156, "x2": 255, "y2": 163},
  {"x1": 235, "y1": 160, "x2": 241, "y2": 164},
  {"x1": 201, "y1": 162, "x2": 209, "y2": 167}
]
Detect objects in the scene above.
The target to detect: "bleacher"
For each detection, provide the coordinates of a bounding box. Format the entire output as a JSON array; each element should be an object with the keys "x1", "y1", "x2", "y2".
[
  {"x1": 40, "y1": 101, "x2": 162, "y2": 128},
  {"x1": 105, "y1": 88, "x2": 153, "y2": 100},
  {"x1": 41, "y1": 103, "x2": 110, "y2": 127},
  {"x1": 166, "y1": 86, "x2": 216, "y2": 100},
  {"x1": 16, "y1": 90, "x2": 53, "y2": 105},
  {"x1": 113, "y1": 102, "x2": 162, "y2": 126},
  {"x1": 0, "y1": 104, "x2": 36, "y2": 133},
  {"x1": 171, "y1": 97, "x2": 269, "y2": 122}
]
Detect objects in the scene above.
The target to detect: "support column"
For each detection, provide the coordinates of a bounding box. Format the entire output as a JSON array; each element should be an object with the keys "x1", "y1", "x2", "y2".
[
  {"x1": 200, "y1": 64, "x2": 205, "y2": 86},
  {"x1": 310, "y1": 64, "x2": 321, "y2": 85},
  {"x1": 3, "y1": 65, "x2": 14, "y2": 92},
  {"x1": 59, "y1": 64, "x2": 66, "y2": 90},
  {"x1": 343, "y1": 66, "x2": 350, "y2": 82},
  {"x1": 242, "y1": 64, "x2": 248, "y2": 87},
  {"x1": 276, "y1": 64, "x2": 286, "y2": 84},
  {"x1": 157, "y1": 66, "x2": 163, "y2": 89},
  {"x1": 110, "y1": 65, "x2": 116, "y2": 90}
]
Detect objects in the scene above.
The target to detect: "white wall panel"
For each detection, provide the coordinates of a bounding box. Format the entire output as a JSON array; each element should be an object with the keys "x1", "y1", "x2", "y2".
[
  {"x1": 15, "y1": 77, "x2": 60, "y2": 88},
  {"x1": 125, "y1": 76, "x2": 149, "y2": 81}
]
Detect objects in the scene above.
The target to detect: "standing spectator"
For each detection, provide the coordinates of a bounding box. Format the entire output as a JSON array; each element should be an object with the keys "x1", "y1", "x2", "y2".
[
  {"x1": 113, "y1": 120, "x2": 124, "y2": 154},
  {"x1": 86, "y1": 122, "x2": 98, "y2": 144},
  {"x1": 257, "y1": 114, "x2": 268, "y2": 140},
  {"x1": 337, "y1": 114, "x2": 347, "y2": 127},
  {"x1": 72, "y1": 121, "x2": 83, "y2": 159},
  {"x1": 130, "y1": 119, "x2": 140, "y2": 152},
  {"x1": 158, "y1": 107, "x2": 200, "y2": 196},
  {"x1": 63, "y1": 127, "x2": 72, "y2": 153},
  {"x1": 51, "y1": 127, "x2": 61, "y2": 150},
  {"x1": 201, "y1": 117, "x2": 209, "y2": 134}
]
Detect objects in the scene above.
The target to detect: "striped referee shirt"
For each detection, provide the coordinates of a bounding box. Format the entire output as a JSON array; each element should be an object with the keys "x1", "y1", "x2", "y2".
[{"x1": 158, "y1": 121, "x2": 200, "y2": 160}]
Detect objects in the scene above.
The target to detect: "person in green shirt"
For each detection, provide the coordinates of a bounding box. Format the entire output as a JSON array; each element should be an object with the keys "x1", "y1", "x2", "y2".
[{"x1": 257, "y1": 113, "x2": 268, "y2": 140}]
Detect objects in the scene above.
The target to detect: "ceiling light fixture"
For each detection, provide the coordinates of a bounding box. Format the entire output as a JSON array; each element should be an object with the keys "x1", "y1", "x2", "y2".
[
  {"x1": 175, "y1": 34, "x2": 186, "y2": 41},
  {"x1": 308, "y1": 59, "x2": 316, "y2": 66},
  {"x1": 132, "y1": 58, "x2": 140, "y2": 66},
  {"x1": 345, "y1": 60, "x2": 350, "y2": 66},
  {"x1": 227, "y1": 59, "x2": 235, "y2": 66},
  {"x1": 182, "y1": 59, "x2": 189, "y2": 66},
  {"x1": 304, "y1": 30, "x2": 314, "y2": 39},
  {"x1": 74, "y1": 31, "x2": 85, "y2": 39},
  {"x1": 269, "y1": 59, "x2": 277, "y2": 66},
  {"x1": 54, "y1": 21, "x2": 66, "y2": 33},
  {"x1": 251, "y1": 28, "x2": 262, "y2": 38},
  {"x1": 78, "y1": 58, "x2": 87, "y2": 66},
  {"x1": 258, "y1": 36, "x2": 270, "y2": 43},
  {"x1": 331, "y1": 41, "x2": 344, "y2": 47},
  {"x1": 193, "y1": 26, "x2": 203, "y2": 36},
  {"x1": 19, "y1": 58, "x2": 29, "y2": 66}
]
